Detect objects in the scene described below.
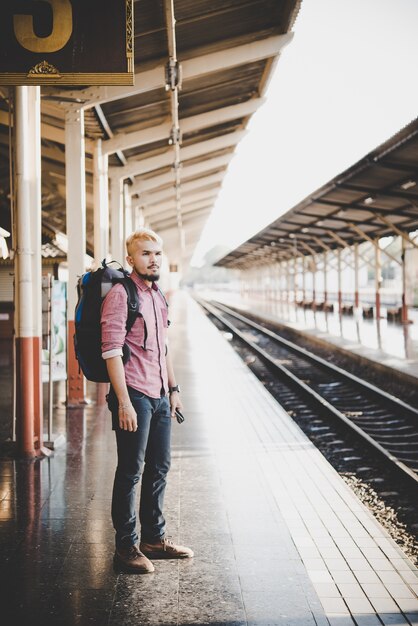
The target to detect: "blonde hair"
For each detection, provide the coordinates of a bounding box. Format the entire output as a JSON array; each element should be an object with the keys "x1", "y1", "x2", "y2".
[{"x1": 126, "y1": 228, "x2": 163, "y2": 255}]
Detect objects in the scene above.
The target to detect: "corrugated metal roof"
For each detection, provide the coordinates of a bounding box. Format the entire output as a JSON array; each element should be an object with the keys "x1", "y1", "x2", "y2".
[
  {"x1": 216, "y1": 117, "x2": 418, "y2": 268},
  {"x1": 0, "y1": 0, "x2": 301, "y2": 265}
]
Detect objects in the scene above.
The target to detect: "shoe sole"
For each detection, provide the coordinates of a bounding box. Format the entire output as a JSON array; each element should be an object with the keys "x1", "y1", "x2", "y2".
[
  {"x1": 140, "y1": 550, "x2": 193, "y2": 560},
  {"x1": 113, "y1": 555, "x2": 155, "y2": 574}
]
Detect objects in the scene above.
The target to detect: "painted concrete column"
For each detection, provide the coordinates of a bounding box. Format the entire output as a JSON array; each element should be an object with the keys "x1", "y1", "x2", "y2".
[
  {"x1": 337, "y1": 248, "x2": 342, "y2": 314},
  {"x1": 278, "y1": 262, "x2": 283, "y2": 309},
  {"x1": 293, "y1": 256, "x2": 297, "y2": 306},
  {"x1": 311, "y1": 256, "x2": 316, "y2": 310},
  {"x1": 302, "y1": 256, "x2": 306, "y2": 303},
  {"x1": 14, "y1": 86, "x2": 43, "y2": 457},
  {"x1": 354, "y1": 243, "x2": 359, "y2": 308},
  {"x1": 401, "y1": 238, "x2": 409, "y2": 324},
  {"x1": 124, "y1": 182, "x2": 133, "y2": 247},
  {"x1": 110, "y1": 176, "x2": 124, "y2": 264},
  {"x1": 323, "y1": 251, "x2": 328, "y2": 304},
  {"x1": 374, "y1": 238, "x2": 381, "y2": 320},
  {"x1": 65, "y1": 107, "x2": 87, "y2": 405},
  {"x1": 285, "y1": 261, "x2": 290, "y2": 310},
  {"x1": 28, "y1": 86, "x2": 44, "y2": 452},
  {"x1": 93, "y1": 139, "x2": 109, "y2": 266}
]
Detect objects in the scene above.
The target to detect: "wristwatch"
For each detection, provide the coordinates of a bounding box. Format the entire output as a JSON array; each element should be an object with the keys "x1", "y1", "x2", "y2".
[{"x1": 169, "y1": 385, "x2": 180, "y2": 394}]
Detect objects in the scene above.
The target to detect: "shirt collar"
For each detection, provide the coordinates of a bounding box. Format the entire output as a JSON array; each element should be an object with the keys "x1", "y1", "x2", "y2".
[{"x1": 129, "y1": 271, "x2": 159, "y2": 291}]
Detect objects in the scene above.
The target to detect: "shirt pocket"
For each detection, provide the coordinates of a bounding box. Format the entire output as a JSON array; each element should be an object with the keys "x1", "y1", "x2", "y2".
[
  {"x1": 159, "y1": 306, "x2": 169, "y2": 328},
  {"x1": 132, "y1": 315, "x2": 152, "y2": 351}
]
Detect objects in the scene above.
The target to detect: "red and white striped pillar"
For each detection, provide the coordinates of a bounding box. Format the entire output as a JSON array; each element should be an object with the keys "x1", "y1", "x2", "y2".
[
  {"x1": 14, "y1": 86, "x2": 43, "y2": 457},
  {"x1": 354, "y1": 243, "x2": 359, "y2": 308},
  {"x1": 65, "y1": 107, "x2": 87, "y2": 406},
  {"x1": 374, "y1": 238, "x2": 381, "y2": 320}
]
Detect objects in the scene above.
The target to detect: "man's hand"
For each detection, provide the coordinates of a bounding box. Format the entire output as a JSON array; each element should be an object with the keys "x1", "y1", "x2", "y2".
[
  {"x1": 118, "y1": 403, "x2": 138, "y2": 432},
  {"x1": 169, "y1": 392, "x2": 183, "y2": 419}
]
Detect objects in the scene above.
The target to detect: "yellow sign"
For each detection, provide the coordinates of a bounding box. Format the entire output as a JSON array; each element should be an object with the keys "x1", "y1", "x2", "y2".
[{"x1": 0, "y1": 1, "x2": 134, "y2": 85}]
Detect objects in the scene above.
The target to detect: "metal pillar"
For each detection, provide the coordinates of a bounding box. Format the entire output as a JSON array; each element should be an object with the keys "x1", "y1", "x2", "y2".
[
  {"x1": 66, "y1": 107, "x2": 86, "y2": 405},
  {"x1": 323, "y1": 251, "x2": 328, "y2": 304},
  {"x1": 285, "y1": 261, "x2": 290, "y2": 315},
  {"x1": 374, "y1": 238, "x2": 381, "y2": 320},
  {"x1": 278, "y1": 263, "x2": 282, "y2": 311},
  {"x1": 14, "y1": 86, "x2": 43, "y2": 457},
  {"x1": 401, "y1": 238, "x2": 409, "y2": 324},
  {"x1": 110, "y1": 176, "x2": 124, "y2": 263},
  {"x1": 311, "y1": 256, "x2": 316, "y2": 310},
  {"x1": 293, "y1": 257, "x2": 298, "y2": 309},
  {"x1": 124, "y1": 183, "x2": 133, "y2": 246},
  {"x1": 354, "y1": 243, "x2": 359, "y2": 308},
  {"x1": 93, "y1": 140, "x2": 110, "y2": 407},
  {"x1": 28, "y1": 86, "x2": 44, "y2": 452},
  {"x1": 337, "y1": 248, "x2": 342, "y2": 314},
  {"x1": 93, "y1": 139, "x2": 109, "y2": 266},
  {"x1": 302, "y1": 256, "x2": 306, "y2": 303}
]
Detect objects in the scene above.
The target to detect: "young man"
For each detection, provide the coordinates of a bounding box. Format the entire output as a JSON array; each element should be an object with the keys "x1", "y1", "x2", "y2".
[{"x1": 101, "y1": 228, "x2": 193, "y2": 573}]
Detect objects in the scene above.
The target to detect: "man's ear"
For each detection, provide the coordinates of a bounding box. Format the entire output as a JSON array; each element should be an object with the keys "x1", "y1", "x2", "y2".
[{"x1": 126, "y1": 255, "x2": 134, "y2": 268}]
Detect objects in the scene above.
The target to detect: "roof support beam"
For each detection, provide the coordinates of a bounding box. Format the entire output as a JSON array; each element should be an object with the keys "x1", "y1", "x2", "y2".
[
  {"x1": 152, "y1": 210, "x2": 211, "y2": 232},
  {"x1": 375, "y1": 214, "x2": 418, "y2": 249},
  {"x1": 325, "y1": 229, "x2": 376, "y2": 269},
  {"x1": 0, "y1": 109, "x2": 95, "y2": 152},
  {"x1": 314, "y1": 197, "x2": 417, "y2": 221},
  {"x1": 338, "y1": 181, "x2": 418, "y2": 204},
  {"x1": 103, "y1": 98, "x2": 263, "y2": 155},
  {"x1": 141, "y1": 172, "x2": 223, "y2": 206},
  {"x1": 148, "y1": 202, "x2": 213, "y2": 225},
  {"x1": 46, "y1": 34, "x2": 293, "y2": 109},
  {"x1": 297, "y1": 240, "x2": 318, "y2": 261},
  {"x1": 144, "y1": 190, "x2": 218, "y2": 216},
  {"x1": 130, "y1": 152, "x2": 232, "y2": 195},
  {"x1": 109, "y1": 129, "x2": 246, "y2": 180},
  {"x1": 348, "y1": 223, "x2": 401, "y2": 266}
]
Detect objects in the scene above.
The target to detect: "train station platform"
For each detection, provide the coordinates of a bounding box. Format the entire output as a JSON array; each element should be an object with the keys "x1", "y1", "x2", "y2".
[
  {"x1": 1, "y1": 291, "x2": 418, "y2": 626},
  {"x1": 201, "y1": 291, "x2": 418, "y2": 386}
]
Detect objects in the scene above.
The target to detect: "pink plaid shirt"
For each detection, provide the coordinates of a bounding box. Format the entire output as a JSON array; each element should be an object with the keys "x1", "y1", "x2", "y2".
[{"x1": 101, "y1": 273, "x2": 169, "y2": 398}]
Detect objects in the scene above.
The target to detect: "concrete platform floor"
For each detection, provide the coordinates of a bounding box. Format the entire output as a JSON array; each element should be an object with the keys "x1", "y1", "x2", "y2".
[{"x1": 0, "y1": 291, "x2": 417, "y2": 626}]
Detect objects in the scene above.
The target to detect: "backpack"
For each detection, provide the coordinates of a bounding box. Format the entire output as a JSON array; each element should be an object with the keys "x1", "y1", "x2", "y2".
[{"x1": 74, "y1": 260, "x2": 141, "y2": 383}]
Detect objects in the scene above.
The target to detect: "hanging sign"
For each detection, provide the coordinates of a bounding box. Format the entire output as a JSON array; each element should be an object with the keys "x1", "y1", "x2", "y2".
[{"x1": 0, "y1": 1, "x2": 134, "y2": 85}]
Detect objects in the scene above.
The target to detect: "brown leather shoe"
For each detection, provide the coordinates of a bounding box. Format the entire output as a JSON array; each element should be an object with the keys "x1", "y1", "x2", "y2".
[
  {"x1": 114, "y1": 544, "x2": 155, "y2": 573},
  {"x1": 140, "y1": 536, "x2": 194, "y2": 559}
]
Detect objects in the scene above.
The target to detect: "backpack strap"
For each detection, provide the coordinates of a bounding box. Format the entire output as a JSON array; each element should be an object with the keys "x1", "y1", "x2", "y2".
[
  {"x1": 157, "y1": 286, "x2": 169, "y2": 309},
  {"x1": 119, "y1": 277, "x2": 141, "y2": 334},
  {"x1": 157, "y1": 286, "x2": 171, "y2": 326}
]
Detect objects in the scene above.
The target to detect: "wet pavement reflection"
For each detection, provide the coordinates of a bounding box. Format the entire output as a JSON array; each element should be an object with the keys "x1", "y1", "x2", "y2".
[{"x1": 0, "y1": 294, "x2": 332, "y2": 626}]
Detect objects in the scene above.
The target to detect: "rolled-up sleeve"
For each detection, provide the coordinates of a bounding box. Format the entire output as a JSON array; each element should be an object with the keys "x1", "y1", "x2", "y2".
[{"x1": 101, "y1": 285, "x2": 128, "y2": 360}]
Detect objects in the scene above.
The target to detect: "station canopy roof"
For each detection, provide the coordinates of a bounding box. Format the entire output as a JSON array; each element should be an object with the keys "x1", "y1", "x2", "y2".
[
  {"x1": 0, "y1": 0, "x2": 301, "y2": 265},
  {"x1": 215, "y1": 117, "x2": 418, "y2": 269}
]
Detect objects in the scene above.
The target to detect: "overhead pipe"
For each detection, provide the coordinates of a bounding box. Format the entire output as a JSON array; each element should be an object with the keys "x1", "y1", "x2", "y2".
[{"x1": 164, "y1": 0, "x2": 185, "y2": 250}]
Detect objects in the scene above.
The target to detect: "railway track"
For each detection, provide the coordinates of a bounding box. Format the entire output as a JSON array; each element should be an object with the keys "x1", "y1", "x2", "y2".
[{"x1": 198, "y1": 298, "x2": 418, "y2": 492}]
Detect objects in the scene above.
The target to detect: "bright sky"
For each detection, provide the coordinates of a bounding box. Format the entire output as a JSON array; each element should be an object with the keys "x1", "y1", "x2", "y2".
[{"x1": 190, "y1": 0, "x2": 418, "y2": 267}]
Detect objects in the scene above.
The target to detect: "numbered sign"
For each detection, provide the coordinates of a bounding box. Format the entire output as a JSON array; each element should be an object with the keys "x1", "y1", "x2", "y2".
[{"x1": 0, "y1": 1, "x2": 134, "y2": 85}]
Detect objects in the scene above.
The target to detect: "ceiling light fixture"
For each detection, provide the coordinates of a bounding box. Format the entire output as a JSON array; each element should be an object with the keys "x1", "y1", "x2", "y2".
[
  {"x1": 364, "y1": 196, "x2": 375, "y2": 205},
  {"x1": 401, "y1": 180, "x2": 416, "y2": 190}
]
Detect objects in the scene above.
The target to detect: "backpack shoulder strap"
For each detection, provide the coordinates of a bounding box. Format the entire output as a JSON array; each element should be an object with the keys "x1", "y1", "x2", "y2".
[
  {"x1": 157, "y1": 286, "x2": 169, "y2": 309},
  {"x1": 157, "y1": 285, "x2": 171, "y2": 326},
  {"x1": 119, "y1": 277, "x2": 141, "y2": 333}
]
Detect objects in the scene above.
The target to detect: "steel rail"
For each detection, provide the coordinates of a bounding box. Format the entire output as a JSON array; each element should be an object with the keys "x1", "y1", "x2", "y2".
[
  {"x1": 211, "y1": 300, "x2": 418, "y2": 421},
  {"x1": 197, "y1": 297, "x2": 418, "y2": 491}
]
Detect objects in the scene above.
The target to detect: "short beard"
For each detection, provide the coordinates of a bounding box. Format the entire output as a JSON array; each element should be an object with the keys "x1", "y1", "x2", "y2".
[{"x1": 136, "y1": 271, "x2": 160, "y2": 282}]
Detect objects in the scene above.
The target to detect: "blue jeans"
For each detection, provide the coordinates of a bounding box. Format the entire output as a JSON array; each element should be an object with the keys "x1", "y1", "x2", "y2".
[{"x1": 108, "y1": 387, "x2": 172, "y2": 548}]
